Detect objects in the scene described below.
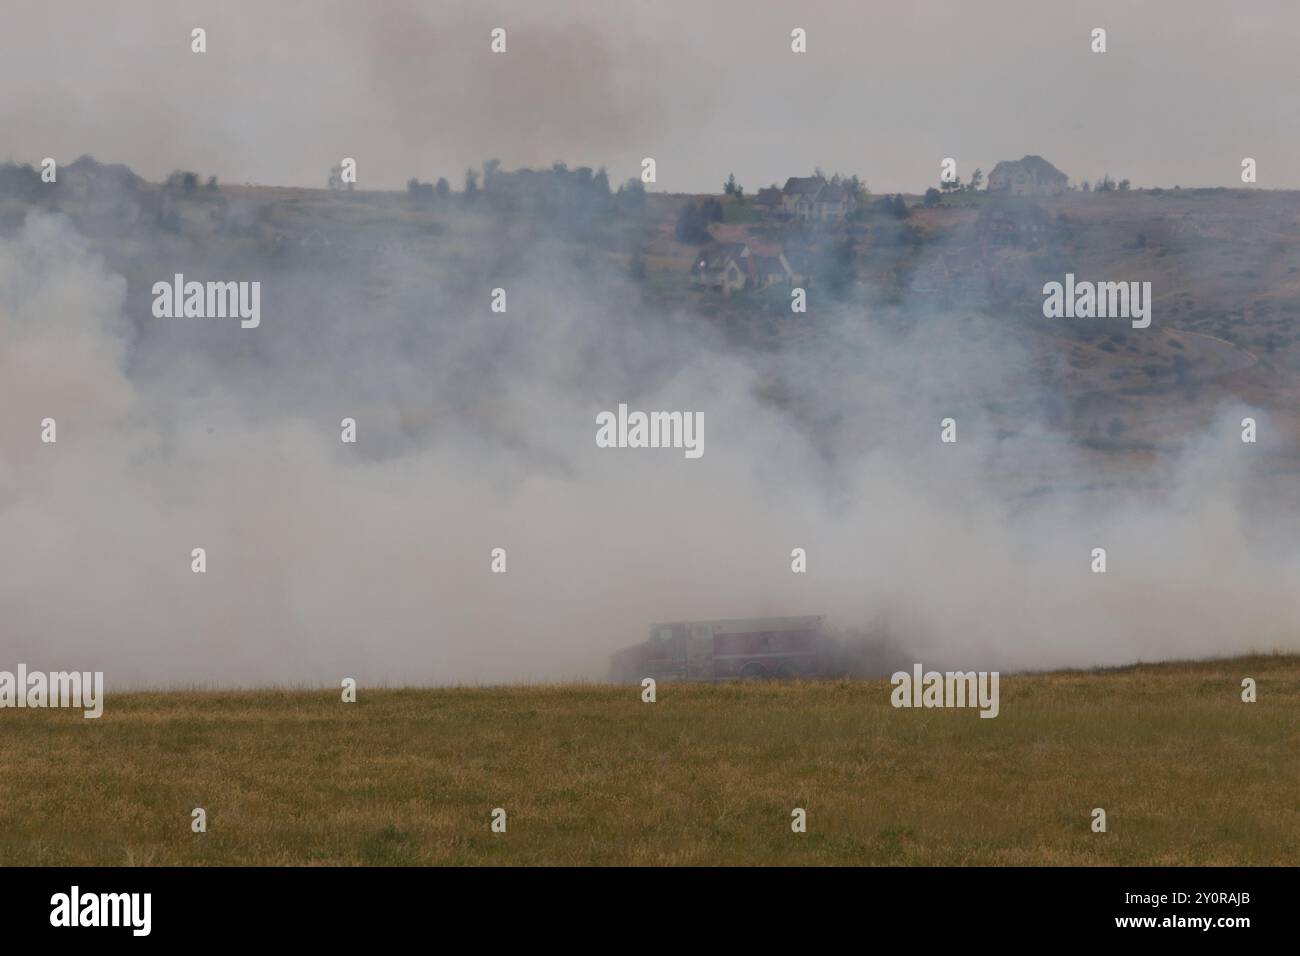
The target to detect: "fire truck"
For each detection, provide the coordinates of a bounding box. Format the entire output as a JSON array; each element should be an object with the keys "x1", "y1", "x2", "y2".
[{"x1": 608, "y1": 616, "x2": 830, "y2": 683}]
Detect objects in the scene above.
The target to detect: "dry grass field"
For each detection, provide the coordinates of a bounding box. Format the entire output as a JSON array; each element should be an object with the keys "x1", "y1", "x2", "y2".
[{"x1": 1, "y1": 655, "x2": 1297, "y2": 866}]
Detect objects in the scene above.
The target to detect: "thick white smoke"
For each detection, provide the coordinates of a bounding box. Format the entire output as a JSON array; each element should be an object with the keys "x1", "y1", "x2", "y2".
[{"x1": 1, "y1": 212, "x2": 1296, "y2": 687}]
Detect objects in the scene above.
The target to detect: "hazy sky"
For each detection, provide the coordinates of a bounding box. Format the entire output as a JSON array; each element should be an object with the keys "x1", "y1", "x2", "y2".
[{"x1": 5, "y1": 0, "x2": 1299, "y2": 193}]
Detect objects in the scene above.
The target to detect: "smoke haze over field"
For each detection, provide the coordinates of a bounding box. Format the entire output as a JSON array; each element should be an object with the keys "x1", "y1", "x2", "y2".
[
  {"x1": 3, "y1": 0, "x2": 1300, "y2": 686},
  {"x1": 4, "y1": 0, "x2": 1300, "y2": 193},
  {"x1": 2, "y1": 202, "x2": 1299, "y2": 687}
]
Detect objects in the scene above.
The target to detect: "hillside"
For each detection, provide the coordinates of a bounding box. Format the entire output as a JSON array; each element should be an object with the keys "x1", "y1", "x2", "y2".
[{"x1": 4, "y1": 163, "x2": 1300, "y2": 498}]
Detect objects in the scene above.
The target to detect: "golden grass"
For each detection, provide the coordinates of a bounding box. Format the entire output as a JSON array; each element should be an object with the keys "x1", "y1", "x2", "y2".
[{"x1": 1, "y1": 655, "x2": 1296, "y2": 865}]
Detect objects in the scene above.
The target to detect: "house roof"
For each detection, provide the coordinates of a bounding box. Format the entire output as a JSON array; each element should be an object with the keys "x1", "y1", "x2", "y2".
[
  {"x1": 816, "y1": 183, "x2": 849, "y2": 203},
  {"x1": 990, "y1": 155, "x2": 1068, "y2": 183},
  {"x1": 782, "y1": 176, "x2": 826, "y2": 196}
]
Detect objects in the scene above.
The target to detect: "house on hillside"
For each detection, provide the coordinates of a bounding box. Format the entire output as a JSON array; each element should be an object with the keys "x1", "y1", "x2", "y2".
[
  {"x1": 754, "y1": 186, "x2": 784, "y2": 215},
  {"x1": 690, "y1": 242, "x2": 753, "y2": 293},
  {"x1": 781, "y1": 175, "x2": 858, "y2": 223},
  {"x1": 689, "y1": 243, "x2": 810, "y2": 293},
  {"x1": 812, "y1": 182, "x2": 854, "y2": 222},
  {"x1": 987, "y1": 155, "x2": 1068, "y2": 196},
  {"x1": 782, "y1": 176, "x2": 825, "y2": 219}
]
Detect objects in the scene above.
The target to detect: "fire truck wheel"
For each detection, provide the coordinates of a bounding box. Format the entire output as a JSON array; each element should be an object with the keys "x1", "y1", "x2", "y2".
[{"x1": 741, "y1": 662, "x2": 770, "y2": 680}]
